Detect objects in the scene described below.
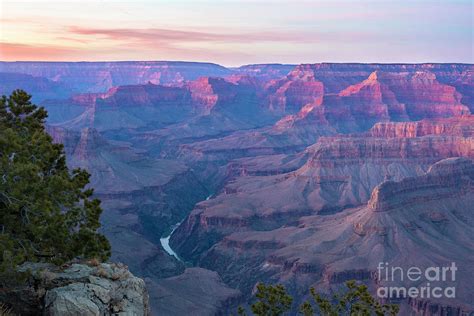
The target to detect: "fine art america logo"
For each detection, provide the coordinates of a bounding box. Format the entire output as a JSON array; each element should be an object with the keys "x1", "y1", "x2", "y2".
[{"x1": 376, "y1": 262, "x2": 457, "y2": 299}]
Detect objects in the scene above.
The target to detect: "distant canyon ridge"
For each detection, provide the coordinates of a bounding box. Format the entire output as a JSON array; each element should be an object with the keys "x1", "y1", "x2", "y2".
[{"x1": 1, "y1": 61, "x2": 473, "y2": 315}]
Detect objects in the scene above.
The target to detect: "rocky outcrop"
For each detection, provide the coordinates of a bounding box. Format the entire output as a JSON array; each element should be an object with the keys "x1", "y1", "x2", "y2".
[
  {"x1": 2, "y1": 262, "x2": 150, "y2": 315},
  {"x1": 368, "y1": 157, "x2": 474, "y2": 212},
  {"x1": 187, "y1": 77, "x2": 221, "y2": 112},
  {"x1": 186, "y1": 76, "x2": 265, "y2": 117},
  {"x1": 266, "y1": 73, "x2": 325, "y2": 114}
]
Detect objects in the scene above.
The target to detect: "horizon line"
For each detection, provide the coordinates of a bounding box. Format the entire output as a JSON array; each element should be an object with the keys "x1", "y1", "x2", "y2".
[{"x1": 1, "y1": 60, "x2": 473, "y2": 68}]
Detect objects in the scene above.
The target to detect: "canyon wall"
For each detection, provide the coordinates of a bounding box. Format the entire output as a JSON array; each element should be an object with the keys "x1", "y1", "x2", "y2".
[{"x1": 2, "y1": 62, "x2": 474, "y2": 314}]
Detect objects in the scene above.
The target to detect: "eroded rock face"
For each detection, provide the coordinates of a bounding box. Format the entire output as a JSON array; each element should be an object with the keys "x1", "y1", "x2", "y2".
[
  {"x1": 174, "y1": 158, "x2": 474, "y2": 313},
  {"x1": 0, "y1": 61, "x2": 232, "y2": 93},
  {"x1": 4, "y1": 62, "x2": 474, "y2": 314},
  {"x1": 282, "y1": 63, "x2": 473, "y2": 97},
  {"x1": 45, "y1": 83, "x2": 196, "y2": 131},
  {"x1": 172, "y1": 117, "x2": 474, "y2": 263},
  {"x1": 274, "y1": 70, "x2": 470, "y2": 134},
  {"x1": 187, "y1": 77, "x2": 221, "y2": 112},
  {"x1": 46, "y1": 126, "x2": 205, "y2": 281},
  {"x1": 233, "y1": 64, "x2": 295, "y2": 82},
  {"x1": 368, "y1": 157, "x2": 474, "y2": 212},
  {"x1": 266, "y1": 74, "x2": 325, "y2": 114},
  {"x1": 3, "y1": 262, "x2": 150, "y2": 316},
  {"x1": 370, "y1": 116, "x2": 474, "y2": 138},
  {"x1": 0, "y1": 72, "x2": 72, "y2": 102},
  {"x1": 171, "y1": 116, "x2": 474, "y2": 314},
  {"x1": 176, "y1": 67, "x2": 473, "y2": 172}
]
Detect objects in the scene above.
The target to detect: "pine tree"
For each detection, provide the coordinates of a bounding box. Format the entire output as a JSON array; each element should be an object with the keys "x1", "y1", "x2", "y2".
[
  {"x1": 237, "y1": 280, "x2": 399, "y2": 316},
  {"x1": 0, "y1": 90, "x2": 110, "y2": 280},
  {"x1": 251, "y1": 283, "x2": 293, "y2": 316},
  {"x1": 304, "y1": 280, "x2": 400, "y2": 316}
]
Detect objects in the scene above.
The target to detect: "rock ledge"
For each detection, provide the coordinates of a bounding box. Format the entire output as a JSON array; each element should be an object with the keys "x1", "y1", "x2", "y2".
[{"x1": 2, "y1": 262, "x2": 150, "y2": 316}]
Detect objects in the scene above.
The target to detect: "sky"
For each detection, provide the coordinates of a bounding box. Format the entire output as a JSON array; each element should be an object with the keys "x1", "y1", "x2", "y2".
[{"x1": 0, "y1": 0, "x2": 472, "y2": 66}]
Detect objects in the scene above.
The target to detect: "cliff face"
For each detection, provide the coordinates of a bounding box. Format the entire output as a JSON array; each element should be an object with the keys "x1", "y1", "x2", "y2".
[
  {"x1": 368, "y1": 157, "x2": 474, "y2": 212},
  {"x1": 45, "y1": 83, "x2": 196, "y2": 131},
  {"x1": 370, "y1": 116, "x2": 474, "y2": 138},
  {"x1": 171, "y1": 118, "x2": 474, "y2": 310},
  {"x1": 234, "y1": 64, "x2": 295, "y2": 81},
  {"x1": 4, "y1": 62, "x2": 474, "y2": 314},
  {"x1": 3, "y1": 262, "x2": 150, "y2": 315},
  {"x1": 266, "y1": 75, "x2": 325, "y2": 114},
  {"x1": 276, "y1": 70, "x2": 470, "y2": 133},
  {"x1": 47, "y1": 126, "x2": 188, "y2": 194},
  {"x1": 262, "y1": 65, "x2": 472, "y2": 138},
  {"x1": 46, "y1": 126, "x2": 207, "y2": 281},
  {"x1": 283, "y1": 63, "x2": 474, "y2": 96},
  {"x1": 175, "y1": 67, "x2": 472, "y2": 171},
  {"x1": 174, "y1": 116, "x2": 474, "y2": 253},
  {"x1": 174, "y1": 158, "x2": 474, "y2": 313},
  {"x1": 0, "y1": 72, "x2": 72, "y2": 102},
  {"x1": 186, "y1": 76, "x2": 263, "y2": 117},
  {"x1": 187, "y1": 77, "x2": 221, "y2": 111},
  {"x1": 0, "y1": 61, "x2": 232, "y2": 93}
]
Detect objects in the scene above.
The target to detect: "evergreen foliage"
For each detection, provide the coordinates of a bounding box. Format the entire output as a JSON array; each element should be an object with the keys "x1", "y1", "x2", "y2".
[
  {"x1": 0, "y1": 90, "x2": 110, "y2": 282},
  {"x1": 238, "y1": 280, "x2": 399, "y2": 316},
  {"x1": 252, "y1": 283, "x2": 293, "y2": 316},
  {"x1": 302, "y1": 280, "x2": 400, "y2": 316}
]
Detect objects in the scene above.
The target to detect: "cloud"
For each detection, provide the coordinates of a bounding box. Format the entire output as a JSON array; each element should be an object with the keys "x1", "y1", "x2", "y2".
[
  {"x1": 0, "y1": 25, "x2": 377, "y2": 64},
  {"x1": 0, "y1": 40, "x2": 254, "y2": 64},
  {"x1": 0, "y1": 42, "x2": 80, "y2": 61},
  {"x1": 56, "y1": 36, "x2": 90, "y2": 44},
  {"x1": 67, "y1": 26, "x2": 371, "y2": 46}
]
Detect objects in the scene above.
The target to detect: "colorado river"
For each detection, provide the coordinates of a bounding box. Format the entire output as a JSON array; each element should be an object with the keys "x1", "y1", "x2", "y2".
[
  {"x1": 160, "y1": 222, "x2": 183, "y2": 261},
  {"x1": 160, "y1": 194, "x2": 213, "y2": 262}
]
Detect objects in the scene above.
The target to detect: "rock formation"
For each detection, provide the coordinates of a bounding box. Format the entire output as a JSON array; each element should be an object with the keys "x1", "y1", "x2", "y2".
[
  {"x1": 0, "y1": 72, "x2": 72, "y2": 102},
  {"x1": 171, "y1": 117, "x2": 474, "y2": 312},
  {"x1": 46, "y1": 126, "x2": 206, "y2": 281},
  {"x1": 2, "y1": 62, "x2": 474, "y2": 314},
  {"x1": 0, "y1": 61, "x2": 232, "y2": 93},
  {"x1": 2, "y1": 262, "x2": 150, "y2": 315},
  {"x1": 174, "y1": 158, "x2": 474, "y2": 313},
  {"x1": 233, "y1": 64, "x2": 295, "y2": 82}
]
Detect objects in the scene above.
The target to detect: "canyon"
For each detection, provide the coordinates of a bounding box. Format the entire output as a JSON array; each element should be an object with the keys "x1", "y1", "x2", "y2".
[{"x1": 1, "y1": 61, "x2": 473, "y2": 315}]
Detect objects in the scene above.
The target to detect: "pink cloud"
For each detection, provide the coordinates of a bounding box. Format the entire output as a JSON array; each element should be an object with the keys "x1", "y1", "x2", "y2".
[
  {"x1": 56, "y1": 36, "x2": 90, "y2": 44},
  {"x1": 68, "y1": 26, "x2": 375, "y2": 45},
  {"x1": 0, "y1": 40, "x2": 254, "y2": 64},
  {"x1": 68, "y1": 26, "x2": 295, "y2": 44},
  {"x1": 0, "y1": 42, "x2": 80, "y2": 61}
]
